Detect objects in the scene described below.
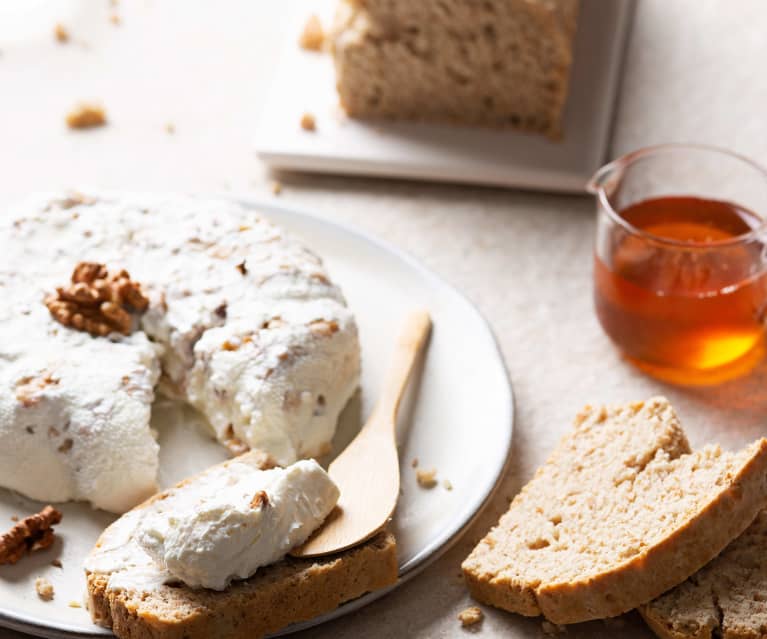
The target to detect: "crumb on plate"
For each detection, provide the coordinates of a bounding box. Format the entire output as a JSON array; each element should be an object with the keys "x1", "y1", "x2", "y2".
[
  {"x1": 165, "y1": 122, "x2": 175, "y2": 134},
  {"x1": 54, "y1": 23, "x2": 69, "y2": 43},
  {"x1": 272, "y1": 181, "x2": 282, "y2": 195},
  {"x1": 416, "y1": 467, "x2": 437, "y2": 489},
  {"x1": 411, "y1": 457, "x2": 419, "y2": 468},
  {"x1": 68, "y1": 600, "x2": 82, "y2": 608},
  {"x1": 66, "y1": 103, "x2": 107, "y2": 129},
  {"x1": 51, "y1": 558, "x2": 63, "y2": 568},
  {"x1": 110, "y1": 13, "x2": 121, "y2": 25},
  {"x1": 299, "y1": 14, "x2": 325, "y2": 51},
  {"x1": 443, "y1": 479, "x2": 453, "y2": 491},
  {"x1": 35, "y1": 577, "x2": 54, "y2": 601},
  {"x1": 300, "y1": 112, "x2": 316, "y2": 132},
  {"x1": 458, "y1": 606, "x2": 483, "y2": 627}
]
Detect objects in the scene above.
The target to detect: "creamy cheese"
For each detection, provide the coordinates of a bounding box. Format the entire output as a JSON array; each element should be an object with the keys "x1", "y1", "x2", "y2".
[
  {"x1": 0, "y1": 193, "x2": 360, "y2": 512},
  {"x1": 84, "y1": 455, "x2": 338, "y2": 591}
]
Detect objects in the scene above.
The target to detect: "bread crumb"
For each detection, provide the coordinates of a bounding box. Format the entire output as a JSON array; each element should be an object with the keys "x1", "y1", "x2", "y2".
[
  {"x1": 272, "y1": 181, "x2": 282, "y2": 196},
  {"x1": 411, "y1": 457, "x2": 419, "y2": 468},
  {"x1": 416, "y1": 468, "x2": 437, "y2": 489},
  {"x1": 165, "y1": 122, "x2": 175, "y2": 135},
  {"x1": 300, "y1": 112, "x2": 316, "y2": 132},
  {"x1": 443, "y1": 479, "x2": 453, "y2": 491},
  {"x1": 110, "y1": 13, "x2": 121, "y2": 26},
  {"x1": 458, "y1": 606, "x2": 483, "y2": 627},
  {"x1": 541, "y1": 620, "x2": 567, "y2": 635},
  {"x1": 51, "y1": 559, "x2": 63, "y2": 568},
  {"x1": 68, "y1": 600, "x2": 82, "y2": 608},
  {"x1": 54, "y1": 24, "x2": 69, "y2": 43},
  {"x1": 66, "y1": 103, "x2": 107, "y2": 129},
  {"x1": 10, "y1": 515, "x2": 18, "y2": 522},
  {"x1": 35, "y1": 577, "x2": 54, "y2": 601},
  {"x1": 299, "y1": 15, "x2": 325, "y2": 51}
]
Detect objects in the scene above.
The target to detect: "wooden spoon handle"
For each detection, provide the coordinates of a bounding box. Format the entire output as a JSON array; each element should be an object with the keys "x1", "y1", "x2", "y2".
[{"x1": 374, "y1": 310, "x2": 432, "y2": 423}]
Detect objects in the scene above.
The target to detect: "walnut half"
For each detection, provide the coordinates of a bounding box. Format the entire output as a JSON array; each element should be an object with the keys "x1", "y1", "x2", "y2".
[
  {"x1": 45, "y1": 262, "x2": 149, "y2": 337},
  {"x1": 0, "y1": 506, "x2": 62, "y2": 565}
]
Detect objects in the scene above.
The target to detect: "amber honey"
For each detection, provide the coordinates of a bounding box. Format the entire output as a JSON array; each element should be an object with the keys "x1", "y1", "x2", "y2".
[{"x1": 594, "y1": 195, "x2": 767, "y2": 382}]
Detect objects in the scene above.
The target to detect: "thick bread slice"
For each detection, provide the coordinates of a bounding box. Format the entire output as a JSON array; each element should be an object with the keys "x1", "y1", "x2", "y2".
[
  {"x1": 640, "y1": 510, "x2": 767, "y2": 639},
  {"x1": 462, "y1": 397, "x2": 767, "y2": 625},
  {"x1": 331, "y1": 0, "x2": 579, "y2": 138},
  {"x1": 87, "y1": 531, "x2": 397, "y2": 639},
  {"x1": 85, "y1": 451, "x2": 398, "y2": 638}
]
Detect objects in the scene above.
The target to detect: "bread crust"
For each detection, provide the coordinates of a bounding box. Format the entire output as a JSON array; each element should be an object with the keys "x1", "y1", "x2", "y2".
[
  {"x1": 639, "y1": 509, "x2": 767, "y2": 639},
  {"x1": 639, "y1": 606, "x2": 712, "y2": 639},
  {"x1": 87, "y1": 531, "x2": 397, "y2": 639}
]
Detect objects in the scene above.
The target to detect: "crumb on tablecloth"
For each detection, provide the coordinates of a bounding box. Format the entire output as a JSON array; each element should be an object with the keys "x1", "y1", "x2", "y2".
[
  {"x1": 54, "y1": 24, "x2": 69, "y2": 43},
  {"x1": 66, "y1": 103, "x2": 107, "y2": 129},
  {"x1": 458, "y1": 606, "x2": 483, "y2": 627},
  {"x1": 416, "y1": 467, "x2": 438, "y2": 489},
  {"x1": 35, "y1": 577, "x2": 54, "y2": 601},
  {"x1": 300, "y1": 112, "x2": 316, "y2": 131},
  {"x1": 299, "y1": 15, "x2": 325, "y2": 51}
]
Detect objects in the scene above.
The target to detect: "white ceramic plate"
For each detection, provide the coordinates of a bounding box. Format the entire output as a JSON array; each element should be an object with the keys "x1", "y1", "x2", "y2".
[
  {"x1": 0, "y1": 198, "x2": 513, "y2": 638},
  {"x1": 255, "y1": 0, "x2": 635, "y2": 193}
]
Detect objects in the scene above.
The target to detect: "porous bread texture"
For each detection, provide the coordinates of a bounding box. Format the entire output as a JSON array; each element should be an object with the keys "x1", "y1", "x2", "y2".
[
  {"x1": 331, "y1": 0, "x2": 579, "y2": 137},
  {"x1": 462, "y1": 397, "x2": 767, "y2": 625},
  {"x1": 87, "y1": 531, "x2": 397, "y2": 639},
  {"x1": 640, "y1": 510, "x2": 767, "y2": 639}
]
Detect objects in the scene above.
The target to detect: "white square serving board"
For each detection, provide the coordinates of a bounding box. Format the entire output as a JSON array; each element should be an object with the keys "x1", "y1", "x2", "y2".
[{"x1": 255, "y1": 0, "x2": 635, "y2": 193}]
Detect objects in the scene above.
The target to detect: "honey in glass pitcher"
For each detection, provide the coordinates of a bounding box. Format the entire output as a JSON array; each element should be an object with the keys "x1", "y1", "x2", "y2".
[{"x1": 589, "y1": 145, "x2": 767, "y2": 384}]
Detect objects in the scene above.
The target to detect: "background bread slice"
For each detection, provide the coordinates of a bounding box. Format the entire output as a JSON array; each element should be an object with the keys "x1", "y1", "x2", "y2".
[
  {"x1": 462, "y1": 397, "x2": 767, "y2": 625},
  {"x1": 87, "y1": 531, "x2": 397, "y2": 639},
  {"x1": 640, "y1": 510, "x2": 767, "y2": 639},
  {"x1": 331, "y1": 0, "x2": 579, "y2": 138}
]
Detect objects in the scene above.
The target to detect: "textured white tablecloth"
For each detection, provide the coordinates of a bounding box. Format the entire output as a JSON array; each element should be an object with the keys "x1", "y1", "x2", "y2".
[{"x1": 1, "y1": 1, "x2": 766, "y2": 637}]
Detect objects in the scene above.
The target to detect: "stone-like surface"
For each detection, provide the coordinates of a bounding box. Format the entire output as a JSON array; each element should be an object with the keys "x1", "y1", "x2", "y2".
[{"x1": 1, "y1": 1, "x2": 766, "y2": 637}]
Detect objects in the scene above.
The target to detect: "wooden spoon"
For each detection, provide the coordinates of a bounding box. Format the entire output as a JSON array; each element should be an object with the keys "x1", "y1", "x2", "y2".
[{"x1": 292, "y1": 310, "x2": 432, "y2": 558}]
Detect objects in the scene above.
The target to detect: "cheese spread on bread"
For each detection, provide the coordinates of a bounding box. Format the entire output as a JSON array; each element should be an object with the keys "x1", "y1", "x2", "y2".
[{"x1": 85, "y1": 455, "x2": 338, "y2": 591}]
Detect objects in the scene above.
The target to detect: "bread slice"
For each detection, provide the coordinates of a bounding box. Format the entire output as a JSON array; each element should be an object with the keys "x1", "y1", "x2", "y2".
[
  {"x1": 462, "y1": 397, "x2": 767, "y2": 625},
  {"x1": 87, "y1": 531, "x2": 397, "y2": 639},
  {"x1": 331, "y1": 0, "x2": 579, "y2": 138},
  {"x1": 85, "y1": 452, "x2": 398, "y2": 638},
  {"x1": 640, "y1": 510, "x2": 767, "y2": 639}
]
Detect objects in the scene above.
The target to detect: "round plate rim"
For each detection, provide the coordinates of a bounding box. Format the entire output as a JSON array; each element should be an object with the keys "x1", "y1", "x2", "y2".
[{"x1": 0, "y1": 195, "x2": 514, "y2": 639}]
